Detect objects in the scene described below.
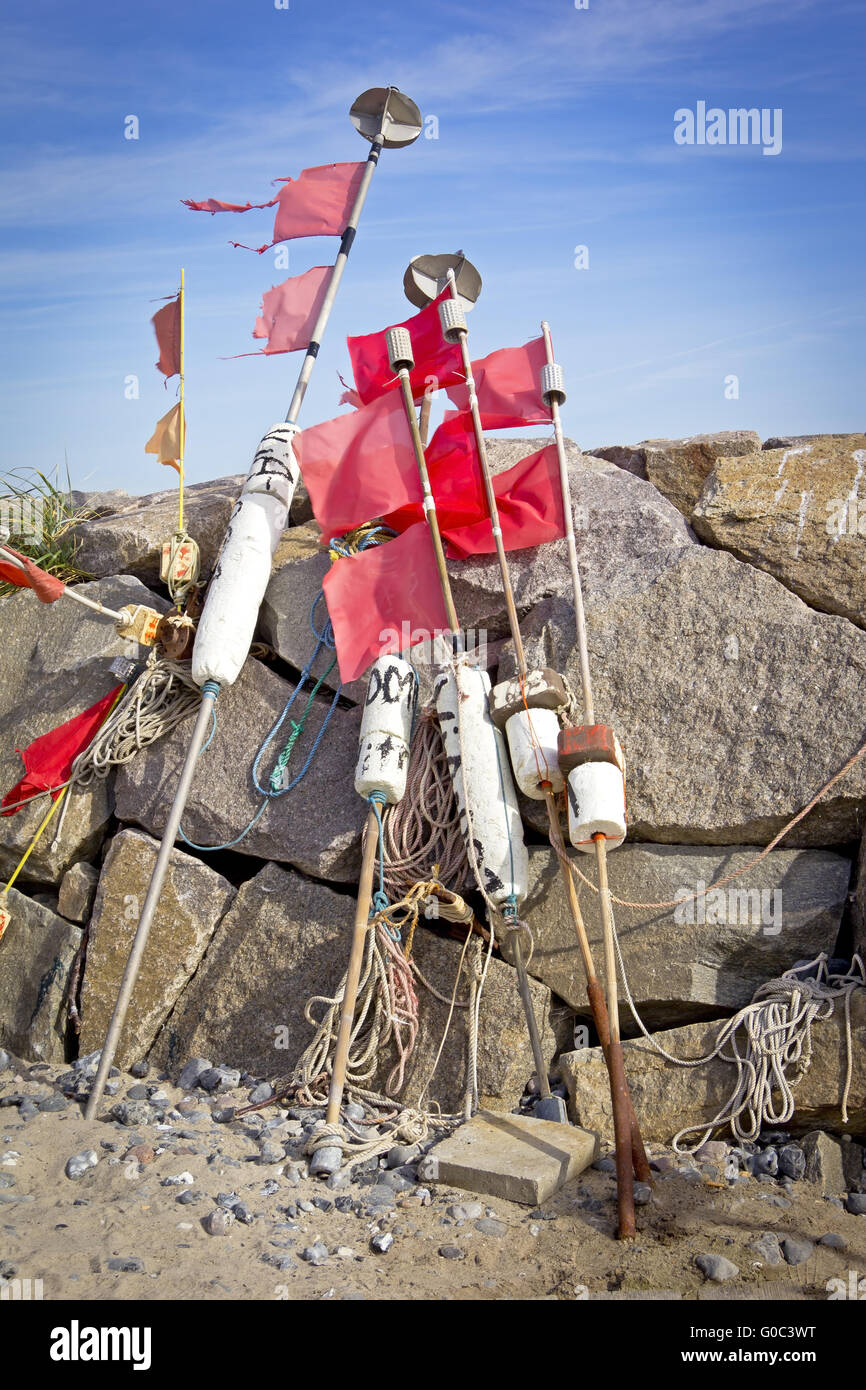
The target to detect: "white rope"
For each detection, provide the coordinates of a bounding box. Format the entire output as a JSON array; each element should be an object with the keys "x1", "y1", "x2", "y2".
[
  {"x1": 607, "y1": 904, "x2": 865, "y2": 1152},
  {"x1": 52, "y1": 654, "x2": 201, "y2": 846}
]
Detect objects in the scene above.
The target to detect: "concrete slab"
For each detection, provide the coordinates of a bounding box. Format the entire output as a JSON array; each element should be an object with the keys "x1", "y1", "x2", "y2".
[{"x1": 431, "y1": 1109, "x2": 599, "y2": 1206}]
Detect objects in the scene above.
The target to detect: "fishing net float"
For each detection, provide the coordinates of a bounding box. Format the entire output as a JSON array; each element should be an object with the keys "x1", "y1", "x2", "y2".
[{"x1": 83, "y1": 86, "x2": 423, "y2": 1123}]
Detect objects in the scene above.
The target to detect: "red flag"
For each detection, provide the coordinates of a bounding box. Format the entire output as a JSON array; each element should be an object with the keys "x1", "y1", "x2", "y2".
[
  {"x1": 252, "y1": 266, "x2": 331, "y2": 354},
  {"x1": 295, "y1": 392, "x2": 422, "y2": 537},
  {"x1": 323, "y1": 525, "x2": 449, "y2": 684},
  {"x1": 443, "y1": 444, "x2": 565, "y2": 557},
  {"x1": 347, "y1": 290, "x2": 464, "y2": 406},
  {"x1": 184, "y1": 164, "x2": 364, "y2": 251},
  {"x1": 383, "y1": 412, "x2": 485, "y2": 534},
  {"x1": 152, "y1": 295, "x2": 180, "y2": 379},
  {"x1": 444, "y1": 337, "x2": 548, "y2": 428},
  {"x1": 0, "y1": 546, "x2": 66, "y2": 603},
  {"x1": 1, "y1": 686, "x2": 123, "y2": 815}
]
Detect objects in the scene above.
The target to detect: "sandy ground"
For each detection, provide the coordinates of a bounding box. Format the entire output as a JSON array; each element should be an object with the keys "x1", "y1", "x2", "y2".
[{"x1": 2, "y1": 1056, "x2": 865, "y2": 1304}]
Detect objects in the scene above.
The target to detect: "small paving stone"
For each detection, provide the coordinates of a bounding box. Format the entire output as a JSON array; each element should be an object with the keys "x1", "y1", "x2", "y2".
[
  {"x1": 178, "y1": 1058, "x2": 212, "y2": 1091},
  {"x1": 125, "y1": 1143, "x2": 155, "y2": 1165},
  {"x1": 247, "y1": 1082, "x2": 273, "y2": 1105},
  {"x1": 475, "y1": 1217, "x2": 507, "y2": 1237},
  {"x1": 438, "y1": 1245, "x2": 465, "y2": 1260},
  {"x1": 110, "y1": 1100, "x2": 155, "y2": 1128},
  {"x1": 593, "y1": 1156, "x2": 616, "y2": 1173},
  {"x1": 386, "y1": 1144, "x2": 421, "y2": 1169},
  {"x1": 106, "y1": 1257, "x2": 144, "y2": 1273},
  {"x1": 0, "y1": 1051, "x2": 10, "y2": 1072},
  {"x1": 370, "y1": 1232, "x2": 394, "y2": 1254},
  {"x1": 845, "y1": 1193, "x2": 866, "y2": 1215},
  {"x1": 380, "y1": 1169, "x2": 413, "y2": 1193},
  {"x1": 38, "y1": 1093, "x2": 68, "y2": 1113},
  {"x1": 751, "y1": 1232, "x2": 783, "y2": 1266},
  {"x1": 749, "y1": 1149, "x2": 778, "y2": 1177},
  {"x1": 335, "y1": 1246, "x2": 356, "y2": 1260},
  {"x1": 203, "y1": 1209, "x2": 234, "y2": 1236},
  {"x1": 300, "y1": 1242, "x2": 329, "y2": 1265},
  {"x1": 818, "y1": 1232, "x2": 847, "y2": 1250},
  {"x1": 781, "y1": 1236, "x2": 814, "y2": 1265},
  {"x1": 778, "y1": 1144, "x2": 806, "y2": 1181},
  {"x1": 633, "y1": 1183, "x2": 653, "y2": 1206},
  {"x1": 129, "y1": 1061, "x2": 149, "y2": 1079},
  {"x1": 416, "y1": 1155, "x2": 439, "y2": 1182},
  {"x1": 695, "y1": 1253, "x2": 739, "y2": 1283},
  {"x1": 65, "y1": 1150, "x2": 99, "y2": 1181},
  {"x1": 176, "y1": 1190, "x2": 201, "y2": 1205},
  {"x1": 126, "y1": 1084, "x2": 149, "y2": 1101},
  {"x1": 161, "y1": 1172, "x2": 195, "y2": 1187}
]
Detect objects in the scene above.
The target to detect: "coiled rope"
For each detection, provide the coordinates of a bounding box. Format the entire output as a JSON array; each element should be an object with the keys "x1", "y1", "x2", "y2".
[{"x1": 373, "y1": 712, "x2": 470, "y2": 901}]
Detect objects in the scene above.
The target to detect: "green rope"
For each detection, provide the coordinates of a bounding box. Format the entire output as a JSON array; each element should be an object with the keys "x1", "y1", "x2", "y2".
[{"x1": 269, "y1": 652, "x2": 337, "y2": 791}]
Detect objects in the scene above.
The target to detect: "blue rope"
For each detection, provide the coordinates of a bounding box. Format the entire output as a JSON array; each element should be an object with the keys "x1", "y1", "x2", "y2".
[
  {"x1": 367, "y1": 791, "x2": 391, "y2": 924},
  {"x1": 179, "y1": 592, "x2": 342, "y2": 852}
]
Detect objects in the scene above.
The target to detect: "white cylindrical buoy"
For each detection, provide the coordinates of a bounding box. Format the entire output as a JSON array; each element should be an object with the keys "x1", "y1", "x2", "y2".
[
  {"x1": 354, "y1": 656, "x2": 416, "y2": 804},
  {"x1": 192, "y1": 424, "x2": 300, "y2": 688},
  {"x1": 505, "y1": 707, "x2": 564, "y2": 799},
  {"x1": 435, "y1": 665, "x2": 529, "y2": 906},
  {"x1": 567, "y1": 761, "x2": 627, "y2": 853}
]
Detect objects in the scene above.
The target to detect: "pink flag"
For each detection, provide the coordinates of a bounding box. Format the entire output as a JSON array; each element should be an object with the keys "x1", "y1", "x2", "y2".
[
  {"x1": 252, "y1": 266, "x2": 332, "y2": 354},
  {"x1": 294, "y1": 392, "x2": 422, "y2": 537},
  {"x1": 323, "y1": 525, "x2": 448, "y2": 684},
  {"x1": 152, "y1": 295, "x2": 180, "y2": 379},
  {"x1": 445, "y1": 337, "x2": 548, "y2": 428},
  {"x1": 383, "y1": 412, "x2": 485, "y2": 534},
  {"x1": 347, "y1": 290, "x2": 464, "y2": 405},
  {"x1": 185, "y1": 164, "x2": 364, "y2": 252}
]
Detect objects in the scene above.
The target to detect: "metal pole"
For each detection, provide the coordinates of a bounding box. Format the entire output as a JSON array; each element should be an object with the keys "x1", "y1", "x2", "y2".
[
  {"x1": 84, "y1": 689, "x2": 217, "y2": 1118},
  {"x1": 286, "y1": 90, "x2": 395, "y2": 426},
  {"x1": 0, "y1": 547, "x2": 127, "y2": 623},
  {"x1": 540, "y1": 321, "x2": 593, "y2": 722},
  {"x1": 325, "y1": 809, "x2": 379, "y2": 1126},
  {"x1": 84, "y1": 91, "x2": 411, "y2": 1119}
]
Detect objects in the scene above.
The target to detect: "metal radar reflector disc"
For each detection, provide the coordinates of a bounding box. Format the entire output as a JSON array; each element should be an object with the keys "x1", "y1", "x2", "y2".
[
  {"x1": 349, "y1": 87, "x2": 423, "y2": 148},
  {"x1": 403, "y1": 252, "x2": 482, "y2": 313}
]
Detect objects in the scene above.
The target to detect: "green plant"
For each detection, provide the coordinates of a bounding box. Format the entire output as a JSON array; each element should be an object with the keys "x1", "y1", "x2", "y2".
[{"x1": 0, "y1": 462, "x2": 95, "y2": 595}]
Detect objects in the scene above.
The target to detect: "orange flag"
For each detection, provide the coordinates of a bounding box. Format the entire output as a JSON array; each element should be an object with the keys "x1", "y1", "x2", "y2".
[{"x1": 145, "y1": 402, "x2": 184, "y2": 472}]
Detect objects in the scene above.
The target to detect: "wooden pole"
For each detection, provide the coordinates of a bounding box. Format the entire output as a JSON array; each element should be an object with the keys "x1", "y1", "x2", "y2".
[
  {"x1": 543, "y1": 789, "x2": 650, "y2": 1184},
  {"x1": 325, "y1": 808, "x2": 379, "y2": 1125},
  {"x1": 594, "y1": 832, "x2": 635, "y2": 1237}
]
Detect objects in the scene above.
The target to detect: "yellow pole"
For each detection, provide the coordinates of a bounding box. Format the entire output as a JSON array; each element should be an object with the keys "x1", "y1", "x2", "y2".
[{"x1": 178, "y1": 269, "x2": 185, "y2": 531}]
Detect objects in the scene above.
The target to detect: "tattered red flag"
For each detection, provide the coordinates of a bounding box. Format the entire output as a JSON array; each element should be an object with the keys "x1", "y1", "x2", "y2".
[
  {"x1": 383, "y1": 411, "x2": 485, "y2": 534},
  {"x1": 347, "y1": 290, "x2": 463, "y2": 406},
  {"x1": 442, "y1": 443, "x2": 565, "y2": 557},
  {"x1": 252, "y1": 266, "x2": 332, "y2": 354},
  {"x1": 152, "y1": 295, "x2": 181, "y2": 379},
  {"x1": 322, "y1": 525, "x2": 448, "y2": 685},
  {"x1": 0, "y1": 546, "x2": 66, "y2": 603},
  {"x1": 294, "y1": 392, "x2": 422, "y2": 537},
  {"x1": 1, "y1": 686, "x2": 124, "y2": 815},
  {"x1": 444, "y1": 337, "x2": 548, "y2": 427},
  {"x1": 184, "y1": 163, "x2": 364, "y2": 252}
]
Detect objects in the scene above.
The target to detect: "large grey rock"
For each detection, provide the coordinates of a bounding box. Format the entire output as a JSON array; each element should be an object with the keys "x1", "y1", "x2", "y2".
[
  {"x1": 447, "y1": 444, "x2": 693, "y2": 640},
  {"x1": 0, "y1": 889, "x2": 81, "y2": 1063},
  {"x1": 589, "y1": 432, "x2": 762, "y2": 512},
  {"x1": 558, "y1": 989, "x2": 866, "y2": 1144},
  {"x1": 78, "y1": 829, "x2": 236, "y2": 1069},
  {"x1": 150, "y1": 864, "x2": 357, "y2": 1079},
  {"x1": 854, "y1": 833, "x2": 866, "y2": 962},
  {"x1": 114, "y1": 655, "x2": 367, "y2": 882},
  {"x1": 71, "y1": 475, "x2": 246, "y2": 586},
  {"x1": 502, "y1": 545, "x2": 866, "y2": 846},
  {"x1": 521, "y1": 845, "x2": 850, "y2": 1030},
  {"x1": 0, "y1": 575, "x2": 168, "y2": 886},
  {"x1": 151, "y1": 863, "x2": 553, "y2": 1114},
  {"x1": 643, "y1": 431, "x2": 762, "y2": 517},
  {"x1": 693, "y1": 435, "x2": 866, "y2": 629},
  {"x1": 370, "y1": 925, "x2": 557, "y2": 1115},
  {"x1": 801, "y1": 1130, "x2": 848, "y2": 1195}
]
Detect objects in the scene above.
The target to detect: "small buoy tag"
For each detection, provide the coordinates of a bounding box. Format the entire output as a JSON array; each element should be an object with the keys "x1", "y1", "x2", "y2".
[
  {"x1": 115, "y1": 604, "x2": 163, "y2": 647},
  {"x1": 0, "y1": 901, "x2": 11, "y2": 942}
]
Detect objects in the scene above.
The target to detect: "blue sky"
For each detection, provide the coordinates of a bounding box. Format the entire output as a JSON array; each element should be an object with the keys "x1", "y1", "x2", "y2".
[{"x1": 0, "y1": 0, "x2": 863, "y2": 495}]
